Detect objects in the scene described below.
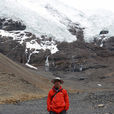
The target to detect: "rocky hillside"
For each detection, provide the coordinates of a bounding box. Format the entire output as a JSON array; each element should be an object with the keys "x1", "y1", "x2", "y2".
[
  {"x1": 0, "y1": 18, "x2": 114, "y2": 72},
  {"x1": 0, "y1": 53, "x2": 51, "y2": 104}
]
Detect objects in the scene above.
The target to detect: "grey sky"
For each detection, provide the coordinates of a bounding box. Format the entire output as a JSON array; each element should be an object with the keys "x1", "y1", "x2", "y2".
[{"x1": 59, "y1": 0, "x2": 114, "y2": 12}]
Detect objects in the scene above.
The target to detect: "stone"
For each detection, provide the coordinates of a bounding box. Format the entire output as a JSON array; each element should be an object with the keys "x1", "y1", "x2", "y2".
[{"x1": 98, "y1": 104, "x2": 105, "y2": 107}]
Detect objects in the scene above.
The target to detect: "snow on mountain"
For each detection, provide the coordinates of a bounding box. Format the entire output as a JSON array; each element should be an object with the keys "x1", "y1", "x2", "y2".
[
  {"x1": 0, "y1": 0, "x2": 114, "y2": 43},
  {"x1": 0, "y1": 29, "x2": 58, "y2": 54},
  {"x1": 0, "y1": 0, "x2": 76, "y2": 42},
  {"x1": 0, "y1": 0, "x2": 114, "y2": 69}
]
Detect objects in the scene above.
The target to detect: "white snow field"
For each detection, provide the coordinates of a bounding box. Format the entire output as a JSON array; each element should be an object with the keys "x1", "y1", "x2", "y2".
[{"x1": 0, "y1": 0, "x2": 114, "y2": 42}]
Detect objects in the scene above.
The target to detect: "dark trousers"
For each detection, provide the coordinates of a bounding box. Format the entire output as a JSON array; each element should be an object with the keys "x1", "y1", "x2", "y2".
[{"x1": 49, "y1": 110, "x2": 66, "y2": 114}]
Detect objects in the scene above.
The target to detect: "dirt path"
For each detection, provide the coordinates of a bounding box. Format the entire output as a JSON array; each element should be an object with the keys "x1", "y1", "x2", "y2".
[{"x1": 0, "y1": 91, "x2": 114, "y2": 114}]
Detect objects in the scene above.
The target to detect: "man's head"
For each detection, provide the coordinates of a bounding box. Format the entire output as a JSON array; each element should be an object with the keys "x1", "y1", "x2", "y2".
[{"x1": 51, "y1": 77, "x2": 64, "y2": 88}]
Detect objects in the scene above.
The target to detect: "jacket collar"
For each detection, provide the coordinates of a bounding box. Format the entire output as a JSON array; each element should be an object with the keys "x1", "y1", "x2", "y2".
[{"x1": 52, "y1": 86, "x2": 62, "y2": 92}]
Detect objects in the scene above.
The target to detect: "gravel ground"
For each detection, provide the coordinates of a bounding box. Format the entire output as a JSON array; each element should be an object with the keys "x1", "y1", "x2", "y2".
[{"x1": 0, "y1": 91, "x2": 114, "y2": 114}]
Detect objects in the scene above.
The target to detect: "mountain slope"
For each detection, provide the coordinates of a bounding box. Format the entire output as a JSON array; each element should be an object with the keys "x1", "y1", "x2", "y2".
[
  {"x1": 0, "y1": 53, "x2": 51, "y2": 104},
  {"x1": 0, "y1": 0, "x2": 114, "y2": 42}
]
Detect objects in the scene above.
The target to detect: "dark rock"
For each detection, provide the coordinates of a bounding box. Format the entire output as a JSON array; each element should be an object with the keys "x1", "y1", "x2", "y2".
[
  {"x1": 48, "y1": 40, "x2": 112, "y2": 72},
  {"x1": 93, "y1": 35, "x2": 114, "y2": 53},
  {"x1": 29, "y1": 49, "x2": 51, "y2": 66},
  {"x1": 99, "y1": 76, "x2": 107, "y2": 79},
  {"x1": 0, "y1": 18, "x2": 26, "y2": 31},
  {"x1": 0, "y1": 36, "x2": 26, "y2": 63},
  {"x1": 99, "y1": 30, "x2": 109, "y2": 35},
  {"x1": 103, "y1": 37, "x2": 114, "y2": 51},
  {"x1": 68, "y1": 23, "x2": 85, "y2": 42},
  {"x1": 78, "y1": 77, "x2": 88, "y2": 80}
]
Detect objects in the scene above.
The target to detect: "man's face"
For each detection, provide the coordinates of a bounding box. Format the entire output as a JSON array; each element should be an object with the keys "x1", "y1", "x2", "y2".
[{"x1": 54, "y1": 80, "x2": 61, "y2": 88}]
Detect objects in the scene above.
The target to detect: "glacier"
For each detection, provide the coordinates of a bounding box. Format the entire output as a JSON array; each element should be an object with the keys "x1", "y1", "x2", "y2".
[{"x1": 0, "y1": 0, "x2": 114, "y2": 42}]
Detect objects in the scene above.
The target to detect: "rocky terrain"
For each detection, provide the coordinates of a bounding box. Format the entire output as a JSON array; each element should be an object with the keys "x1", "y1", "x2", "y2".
[
  {"x1": 0, "y1": 91, "x2": 114, "y2": 114},
  {"x1": 0, "y1": 53, "x2": 52, "y2": 104},
  {"x1": 0, "y1": 18, "x2": 26, "y2": 31}
]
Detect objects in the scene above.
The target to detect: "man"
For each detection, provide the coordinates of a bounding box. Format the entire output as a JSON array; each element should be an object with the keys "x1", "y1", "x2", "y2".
[{"x1": 47, "y1": 77, "x2": 69, "y2": 114}]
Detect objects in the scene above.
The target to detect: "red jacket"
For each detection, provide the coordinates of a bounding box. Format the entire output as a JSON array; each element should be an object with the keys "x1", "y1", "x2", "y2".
[{"x1": 47, "y1": 86, "x2": 69, "y2": 113}]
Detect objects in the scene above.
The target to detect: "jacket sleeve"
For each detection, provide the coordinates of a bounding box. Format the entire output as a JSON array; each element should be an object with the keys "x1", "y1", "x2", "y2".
[
  {"x1": 47, "y1": 90, "x2": 52, "y2": 112},
  {"x1": 64, "y1": 90, "x2": 69, "y2": 111}
]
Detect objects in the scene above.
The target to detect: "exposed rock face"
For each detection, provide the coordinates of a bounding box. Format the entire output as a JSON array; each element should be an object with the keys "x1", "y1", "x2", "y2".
[
  {"x1": 0, "y1": 18, "x2": 26, "y2": 31},
  {"x1": 99, "y1": 30, "x2": 109, "y2": 35},
  {"x1": 0, "y1": 18, "x2": 26, "y2": 63},
  {"x1": 93, "y1": 35, "x2": 114, "y2": 52},
  {"x1": 0, "y1": 17, "x2": 27, "y2": 63},
  {"x1": 0, "y1": 37, "x2": 26, "y2": 63},
  {"x1": 48, "y1": 40, "x2": 114, "y2": 72},
  {"x1": 103, "y1": 37, "x2": 114, "y2": 51},
  {"x1": 29, "y1": 49, "x2": 51, "y2": 66},
  {"x1": 68, "y1": 23, "x2": 85, "y2": 42},
  {"x1": 0, "y1": 28, "x2": 58, "y2": 65}
]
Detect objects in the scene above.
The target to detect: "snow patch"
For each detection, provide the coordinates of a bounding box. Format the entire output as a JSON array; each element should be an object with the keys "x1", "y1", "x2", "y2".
[
  {"x1": 0, "y1": 30, "x2": 58, "y2": 54},
  {"x1": 25, "y1": 63, "x2": 37, "y2": 70},
  {"x1": 0, "y1": 30, "x2": 29, "y2": 44}
]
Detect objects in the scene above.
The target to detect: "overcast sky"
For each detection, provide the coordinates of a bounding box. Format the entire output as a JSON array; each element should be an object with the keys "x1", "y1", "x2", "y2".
[{"x1": 59, "y1": 0, "x2": 114, "y2": 12}]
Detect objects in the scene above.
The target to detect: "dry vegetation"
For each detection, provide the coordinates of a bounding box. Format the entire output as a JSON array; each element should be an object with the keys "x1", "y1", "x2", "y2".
[{"x1": 0, "y1": 53, "x2": 51, "y2": 104}]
